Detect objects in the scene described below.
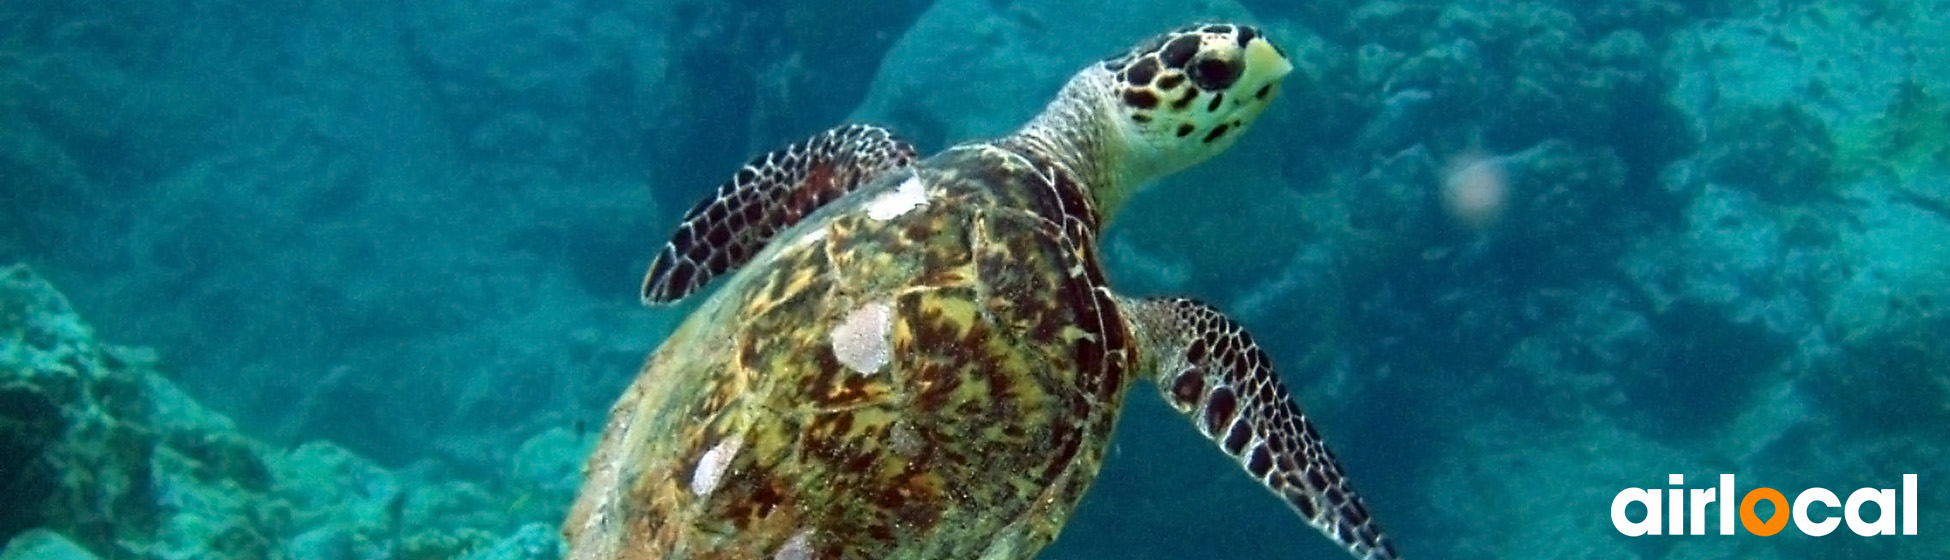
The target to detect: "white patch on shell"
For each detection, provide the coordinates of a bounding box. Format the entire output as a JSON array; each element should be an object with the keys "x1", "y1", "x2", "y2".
[
  {"x1": 865, "y1": 176, "x2": 928, "y2": 220},
  {"x1": 689, "y1": 436, "x2": 743, "y2": 498},
  {"x1": 773, "y1": 529, "x2": 814, "y2": 560},
  {"x1": 830, "y1": 300, "x2": 895, "y2": 375}
]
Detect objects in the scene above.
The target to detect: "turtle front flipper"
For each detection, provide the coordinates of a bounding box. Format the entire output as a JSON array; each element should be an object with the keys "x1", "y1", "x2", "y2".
[
  {"x1": 641, "y1": 124, "x2": 917, "y2": 304},
  {"x1": 1123, "y1": 296, "x2": 1401, "y2": 560}
]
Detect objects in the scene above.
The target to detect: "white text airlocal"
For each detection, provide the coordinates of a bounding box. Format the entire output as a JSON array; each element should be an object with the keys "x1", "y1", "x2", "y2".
[{"x1": 1612, "y1": 474, "x2": 1918, "y2": 536}]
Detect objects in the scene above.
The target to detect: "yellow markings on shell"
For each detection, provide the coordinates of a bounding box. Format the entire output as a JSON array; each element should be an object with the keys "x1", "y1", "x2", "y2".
[
  {"x1": 825, "y1": 220, "x2": 908, "y2": 290},
  {"x1": 743, "y1": 249, "x2": 826, "y2": 319},
  {"x1": 927, "y1": 294, "x2": 982, "y2": 333}
]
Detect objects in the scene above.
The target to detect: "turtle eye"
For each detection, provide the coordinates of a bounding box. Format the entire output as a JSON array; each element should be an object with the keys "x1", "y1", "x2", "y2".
[{"x1": 1189, "y1": 57, "x2": 1240, "y2": 91}]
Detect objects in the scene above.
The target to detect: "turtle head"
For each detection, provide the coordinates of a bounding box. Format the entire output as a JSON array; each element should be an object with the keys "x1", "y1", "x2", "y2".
[
  {"x1": 1009, "y1": 24, "x2": 1291, "y2": 220},
  {"x1": 1099, "y1": 24, "x2": 1292, "y2": 191}
]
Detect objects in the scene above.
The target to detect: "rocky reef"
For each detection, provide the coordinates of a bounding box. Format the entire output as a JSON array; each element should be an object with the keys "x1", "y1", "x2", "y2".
[{"x1": 0, "y1": 264, "x2": 571, "y2": 560}]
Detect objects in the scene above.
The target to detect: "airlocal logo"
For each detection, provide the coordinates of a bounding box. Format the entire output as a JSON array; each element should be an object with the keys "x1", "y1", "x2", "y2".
[{"x1": 1612, "y1": 474, "x2": 1918, "y2": 536}]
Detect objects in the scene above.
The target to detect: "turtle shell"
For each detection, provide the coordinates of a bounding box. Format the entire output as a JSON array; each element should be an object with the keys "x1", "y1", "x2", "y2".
[{"x1": 565, "y1": 145, "x2": 1136, "y2": 559}]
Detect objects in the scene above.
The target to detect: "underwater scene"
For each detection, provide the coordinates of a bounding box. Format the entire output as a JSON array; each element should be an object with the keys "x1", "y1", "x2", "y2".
[{"x1": 2, "y1": 0, "x2": 1945, "y2": 558}]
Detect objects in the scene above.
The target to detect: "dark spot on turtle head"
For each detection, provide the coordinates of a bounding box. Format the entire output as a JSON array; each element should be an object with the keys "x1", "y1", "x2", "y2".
[
  {"x1": 1171, "y1": 87, "x2": 1197, "y2": 110},
  {"x1": 1191, "y1": 57, "x2": 1241, "y2": 91},
  {"x1": 1131, "y1": 113, "x2": 1151, "y2": 124},
  {"x1": 1126, "y1": 57, "x2": 1160, "y2": 85},
  {"x1": 1203, "y1": 24, "x2": 1233, "y2": 34},
  {"x1": 1157, "y1": 72, "x2": 1185, "y2": 89},
  {"x1": 1202, "y1": 123, "x2": 1231, "y2": 143},
  {"x1": 1102, "y1": 58, "x2": 1127, "y2": 72},
  {"x1": 1207, "y1": 92, "x2": 1225, "y2": 112},
  {"x1": 1237, "y1": 26, "x2": 1258, "y2": 47},
  {"x1": 1160, "y1": 35, "x2": 1201, "y2": 69},
  {"x1": 1122, "y1": 88, "x2": 1159, "y2": 109},
  {"x1": 1256, "y1": 84, "x2": 1272, "y2": 99},
  {"x1": 1176, "y1": 123, "x2": 1195, "y2": 137}
]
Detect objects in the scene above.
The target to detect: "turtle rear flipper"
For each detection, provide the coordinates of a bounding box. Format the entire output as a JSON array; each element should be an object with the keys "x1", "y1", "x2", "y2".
[
  {"x1": 1124, "y1": 296, "x2": 1401, "y2": 560},
  {"x1": 641, "y1": 124, "x2": 917, "y2": 304}
]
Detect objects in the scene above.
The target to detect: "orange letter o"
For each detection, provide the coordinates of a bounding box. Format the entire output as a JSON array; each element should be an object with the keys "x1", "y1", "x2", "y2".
[{"x1": 1741, "y1": 488, "x2": 1790, "y2": 536}]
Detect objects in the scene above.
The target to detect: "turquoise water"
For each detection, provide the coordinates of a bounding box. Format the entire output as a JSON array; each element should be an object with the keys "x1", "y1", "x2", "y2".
[{"x1": 2, "y1": 0, "x2": 1945, "y2": 558}]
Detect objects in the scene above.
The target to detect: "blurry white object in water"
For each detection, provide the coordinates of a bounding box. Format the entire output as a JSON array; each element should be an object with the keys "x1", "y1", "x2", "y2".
[{"x1": 1442, "y1": 152, "x2": 1509, "y2": 230}]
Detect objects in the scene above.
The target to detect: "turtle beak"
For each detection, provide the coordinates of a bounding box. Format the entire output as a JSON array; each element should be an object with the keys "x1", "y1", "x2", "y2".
[{"x1": 1241, "y1": 36, "x2": 1293, "y2": 91}]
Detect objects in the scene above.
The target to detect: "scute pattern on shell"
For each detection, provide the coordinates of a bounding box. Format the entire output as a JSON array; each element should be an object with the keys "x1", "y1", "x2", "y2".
[{"x1": 566, "y1": 146, "x2": 1133, "y2": 559}]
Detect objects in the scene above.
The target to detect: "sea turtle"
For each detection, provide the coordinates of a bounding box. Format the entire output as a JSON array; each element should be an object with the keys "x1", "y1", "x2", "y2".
[{"x1": 565, "y1": 23, "x2": 1400, "y2": 560}]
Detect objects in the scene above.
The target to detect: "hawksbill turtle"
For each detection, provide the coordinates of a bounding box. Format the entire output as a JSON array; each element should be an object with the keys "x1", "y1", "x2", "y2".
[{"x1": 565, "y1": 23, "x2": 1401, "y2": 560}]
